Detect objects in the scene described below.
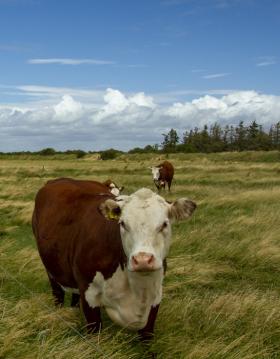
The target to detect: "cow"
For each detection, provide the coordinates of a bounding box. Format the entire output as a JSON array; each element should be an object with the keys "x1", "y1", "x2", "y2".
[
  {"x1": 32, "y1": 178, "x2": 196, "y2": 343},
  {"x1": 150, "y1": 161, "x2": 174, "y2": 191}
]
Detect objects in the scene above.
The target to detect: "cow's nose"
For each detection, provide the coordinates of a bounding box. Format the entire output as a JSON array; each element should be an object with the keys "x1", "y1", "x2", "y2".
[{"x1": 131, "y1": 252, "x2": 155, "y2": 271}]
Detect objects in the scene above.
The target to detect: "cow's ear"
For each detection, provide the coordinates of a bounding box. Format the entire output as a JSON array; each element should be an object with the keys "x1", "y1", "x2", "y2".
[
  {"x1": 168, "y1": 198, "x2": 196, "y2": 222},
  {"x1": 119, "y1": 186, "x2": 124, "y2": 192},
  {"x1": 103, "y1": 179, "x2": 111, "y2": 187},
  {"x1": 99, "y1": 199, "x2": 121, "y2": 221}
]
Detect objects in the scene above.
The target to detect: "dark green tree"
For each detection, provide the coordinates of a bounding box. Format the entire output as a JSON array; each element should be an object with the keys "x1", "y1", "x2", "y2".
[
  {"x1": 235, "y1": 121, "x2": 247, "y2": 151},
  {"x1": 272, "y1": 122, "x2": 280, "y2": 149},
  {"x1": 210, "y1": 123, "x2": 225, "y2": 152},
  {"x1": 161, "y1": 128, "x2": 179, "y2": 152},
  {"x1": 247, "y1": 120, "x2": 260, "y2": 150}
]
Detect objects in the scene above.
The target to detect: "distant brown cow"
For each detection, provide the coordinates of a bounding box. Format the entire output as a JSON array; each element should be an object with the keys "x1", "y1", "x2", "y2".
[
  {"x1": 150, "y1": 161, "x2": 174, "y2": 191},
  {"x1": 32, "y1": 179, "x2": 196, "y2": 341}
]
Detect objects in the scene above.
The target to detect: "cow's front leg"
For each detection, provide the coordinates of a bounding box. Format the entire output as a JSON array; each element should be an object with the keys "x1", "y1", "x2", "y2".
[
  {"x1": 80, "y1": 290, "x2": 102, "y2": 333},
  {"x1": 138, "y1": 305, "x2": 160, "y2": 358},
  {"x1": 138, "y1": 304, "x2": 159, "y2": 342}
]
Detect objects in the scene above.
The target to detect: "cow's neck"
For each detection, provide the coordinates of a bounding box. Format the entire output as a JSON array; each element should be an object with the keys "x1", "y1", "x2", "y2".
[
  {"x1": 86, "y1": 265, "x2": 164, "y2": 330},
  {"x1": 126, "y1": 268, "x2": 164, "y2": 307}
]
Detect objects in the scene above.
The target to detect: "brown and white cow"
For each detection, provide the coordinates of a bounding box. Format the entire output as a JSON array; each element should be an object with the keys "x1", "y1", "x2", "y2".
[
  {"x1": 32, "y1": 179, "x2": 196, "y2": 341},
  {"x1": 150, "y1": 160, "x2": 174, "y2": 191}
]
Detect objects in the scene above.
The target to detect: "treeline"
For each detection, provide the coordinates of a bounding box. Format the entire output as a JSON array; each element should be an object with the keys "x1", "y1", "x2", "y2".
[
  {"x1": 130, "y1": 120, "x2": 280, "y2": 154},
  {"x1": 36, "y1": 148, "x2": 124, "y2": 160},
  {"x1": 1, "y1": 120, "x2": 279, "y2": 158},
  {"x1": 0, "y1": 148, "x2": 89, "y2": 158},
  {"x1": 0, "y1": 147, "x2": 124, "y2": 160}
]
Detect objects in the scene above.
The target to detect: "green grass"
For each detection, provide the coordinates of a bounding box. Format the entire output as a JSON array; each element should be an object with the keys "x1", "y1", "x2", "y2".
[{"x1": 0, "y1": 151, "x2": 280, "y2": 358}]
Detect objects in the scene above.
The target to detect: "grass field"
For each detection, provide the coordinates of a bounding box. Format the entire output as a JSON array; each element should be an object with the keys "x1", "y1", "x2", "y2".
[{"x1": 0, "y1": 151, "x2": 280, "y2": 359}]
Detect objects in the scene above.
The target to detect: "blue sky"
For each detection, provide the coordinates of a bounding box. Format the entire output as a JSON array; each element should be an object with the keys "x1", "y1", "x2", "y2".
[{"x1": 0, "y1": 0, "x2": 279, "y2": 151}]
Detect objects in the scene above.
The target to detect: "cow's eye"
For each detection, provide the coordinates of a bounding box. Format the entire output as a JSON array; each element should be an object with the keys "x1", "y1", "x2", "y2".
[
  {"x1": 159, "y1": 221, "x2": 168, "y2": 232},
  {"x1": 119, "y1": 220, "x2": 128, "y2": 231}
]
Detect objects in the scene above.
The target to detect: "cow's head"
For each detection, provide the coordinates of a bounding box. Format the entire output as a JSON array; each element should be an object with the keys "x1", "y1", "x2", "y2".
[
  {"x1": 150, "y1": 166, "x2": 161, "y2": 181},
  {"x1": 149, "y1": 166, "x2": 164, "y2": 190},
  {"x1": 100, "y1": 188, "x2": 196, "y2": 273},
  {"x1": 103, "y1": 179, "x2": 124, "y2": 196}
]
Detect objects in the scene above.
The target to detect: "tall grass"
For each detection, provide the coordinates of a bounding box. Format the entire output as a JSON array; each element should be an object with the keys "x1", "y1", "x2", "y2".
[{"x1": 0, "y1": 152, "x2": 280, "y2": 358}]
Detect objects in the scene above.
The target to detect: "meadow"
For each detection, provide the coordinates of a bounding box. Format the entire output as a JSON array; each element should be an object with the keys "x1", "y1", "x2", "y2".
[{"x1": 0, "y1": 151, "x2": 280, "y2": 359}]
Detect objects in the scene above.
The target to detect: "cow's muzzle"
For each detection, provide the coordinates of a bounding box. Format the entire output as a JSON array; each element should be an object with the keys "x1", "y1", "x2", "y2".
[{"x1": 131, "y1": 252, "x2": 156, "y2": 272}]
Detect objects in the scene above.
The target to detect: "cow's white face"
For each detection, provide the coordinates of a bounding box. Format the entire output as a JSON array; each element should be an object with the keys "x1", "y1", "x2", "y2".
[
  {"x1": 118, "y1": 190, "x2": 172, "y2": 272},
  {"x1": 150, "y1": 166, "x2": 160, "y2": 181},
  {"x1": 100, "y1": 188, "x2": 196, "y2": 273}
]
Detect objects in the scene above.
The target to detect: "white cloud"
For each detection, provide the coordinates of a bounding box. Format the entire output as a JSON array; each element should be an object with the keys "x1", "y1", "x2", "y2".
[
  {"x1": 129, "y1": 92, "x2": 156, "y2": 108},
  {"x1": 0, "y1": 88, "x2": 280, "y2": 152},
  {"x1": 0, "y1": 85, "x2": 106, "y2": 109},
  {"x1": 257, "y1": 61, "x2": 276, "y2": 67},
  {"x1": 54, "y1": 95, "x2": 83, "y2": 122},
  {"x1": 93, "y1": 88, "x2": 156, "y2": 123},
  {"x1": 17, "y1": 85, "x2": 102, "y2": 97},
  {"x1": 28, "y1": 58, "x2": 115, "y2": 65},
  {"x1": 256, "y1": 56, "x2": 277, "y2": 67},
  {"x1": 152, "y1": 89, "x2": 238, "y2": 104},
  {"x1": 167, "y1": 91, "x2": 280, "y2": 127},
  {"x1": 203, "y1": 73, "x2": 231, "y2": 79}
]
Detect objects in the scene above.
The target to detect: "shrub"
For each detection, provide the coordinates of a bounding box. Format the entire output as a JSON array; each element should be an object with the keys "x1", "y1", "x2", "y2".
[
  {"x1": 39, "y1": 148, "x2": 56, "y2": 156},
  {"x1": 100, "y1": 148, "x2": 122, "y2": 160},
  {"x1": 75, "y1": 150, "x2": 87, "y2": 159}
]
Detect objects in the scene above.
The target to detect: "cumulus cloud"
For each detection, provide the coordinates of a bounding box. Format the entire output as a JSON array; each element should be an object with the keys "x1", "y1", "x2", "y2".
[
  {"x1": 0, "y1": 88, "x2": 279, "y2": 152},
  {"x1": 93, "y1": 88, "x2": 156, "y2": 123},
  {"x1": 54, "y1": 95, "x2": 83, "y2": 122},
  {"x1": 167, "y1": 91, "x2": 280, "y2": 127}
]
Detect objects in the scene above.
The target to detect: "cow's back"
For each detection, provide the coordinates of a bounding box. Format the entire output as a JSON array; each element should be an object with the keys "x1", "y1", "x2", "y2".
[
  {"x1": 46, "y1": 177, "x2": 113, "y2": 193},
  {"x1": 32, "y1": 178, "x2": 124, "y2": 289}
]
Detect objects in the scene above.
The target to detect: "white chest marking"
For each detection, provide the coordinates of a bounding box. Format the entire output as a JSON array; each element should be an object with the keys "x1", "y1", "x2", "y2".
[{"x1": 85, "y1": 266, "x2": 163, "y2": 330}]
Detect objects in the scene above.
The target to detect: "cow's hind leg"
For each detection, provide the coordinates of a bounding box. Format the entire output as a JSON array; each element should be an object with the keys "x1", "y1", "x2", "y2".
[{"x1": 48, "y1": 275, "x2": 65, "y2": 306}]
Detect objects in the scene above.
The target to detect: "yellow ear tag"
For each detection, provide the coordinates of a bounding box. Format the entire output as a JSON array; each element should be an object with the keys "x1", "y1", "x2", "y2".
[{"x1": 107, "y1": 210, "x2": 119, "y2": 220}]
